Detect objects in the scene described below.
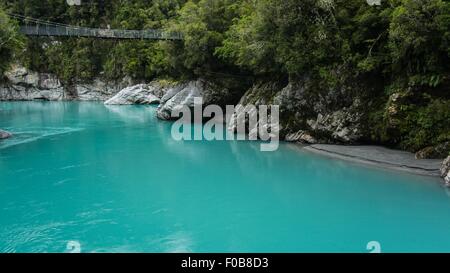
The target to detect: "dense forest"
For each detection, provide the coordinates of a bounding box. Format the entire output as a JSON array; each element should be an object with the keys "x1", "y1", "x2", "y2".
[{"x1": 0, "y1": 0, "x2": 449, "y2": 155}]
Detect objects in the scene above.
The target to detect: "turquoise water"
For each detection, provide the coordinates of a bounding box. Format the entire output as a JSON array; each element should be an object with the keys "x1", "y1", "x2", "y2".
[{"x1": 0, "y1": 102, "x2": 449, "y2": 253}]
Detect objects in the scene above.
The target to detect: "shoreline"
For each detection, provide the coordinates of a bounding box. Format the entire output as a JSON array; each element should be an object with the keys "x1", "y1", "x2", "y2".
[
  {"x1": 1, "y1": 101, "x2": 446, "y2": 179},
  {"x1": 301, "y1": 144, "x2": 442, "y2": 177}
]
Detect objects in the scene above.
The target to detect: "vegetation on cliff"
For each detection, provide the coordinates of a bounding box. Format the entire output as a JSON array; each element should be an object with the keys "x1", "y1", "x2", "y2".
[{"x1": 0, "y1": 7, "x2": 23, "y2": 77}]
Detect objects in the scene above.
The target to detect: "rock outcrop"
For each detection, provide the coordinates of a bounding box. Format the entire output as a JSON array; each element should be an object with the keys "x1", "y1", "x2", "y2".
[
  {"x1": 156, "y1": 81, "x2": 195, "y2": 120},
  {"x1": 156, "y1": 79, "x2": 235, "y2": 120},
  {"x1": 0, "y1": 65, "x2": 129, "y2": 101},
  {"x1": 285, "y1": 130, "x2": 317, "y2": 144},
  {"x1": 76, "y1": 78, "x2": 130, "y2": 101},
  {"x1": 104, "y1": 84, "x2": 162, "y2": 105},
  {"x1": 0, "y1": 129, "x2": 12, "y2": 139},
  {"x1": 441, "y1": 156, "x2": 450, "y2": 186},
  {"x1": 384, "y1": 90, "x2": 415, "y2": 142},
  {"x1": 226, "y1": 82, "x2": 281, "y2": 141},
  {"x1": 415, "y1": 142, "x2": 450, "y2": 159},
  {"x1": 228, "y1": 77, "x2": 365, "y2": 144},
  {"x1": 0, "y1": 65, "x2": 64, "y2": 100}
]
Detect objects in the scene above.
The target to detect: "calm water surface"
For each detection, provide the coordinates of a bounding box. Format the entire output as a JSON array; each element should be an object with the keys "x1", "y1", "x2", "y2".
[{"x1": 0, "y1": 102, "x2": 449, "y2": 253}]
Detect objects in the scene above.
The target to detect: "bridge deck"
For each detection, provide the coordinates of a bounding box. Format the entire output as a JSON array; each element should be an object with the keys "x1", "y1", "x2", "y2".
[{"x1": 20, "y1": 25, "x2": 183, "y2": 40}]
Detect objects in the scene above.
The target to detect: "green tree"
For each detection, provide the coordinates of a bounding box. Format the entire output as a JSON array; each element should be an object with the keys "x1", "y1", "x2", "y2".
[
  {"x1": 162, "y1": 0, "x2": 244, "y2": 78},
  {"x1": 0, "y1": 7, "x2": 24, "y2": 77},
  {"x1": 389, "y1": 0, "x2": 450, "y2": 87}
]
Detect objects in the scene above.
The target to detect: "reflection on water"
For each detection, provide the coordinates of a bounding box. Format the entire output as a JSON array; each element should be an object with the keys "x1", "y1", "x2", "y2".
[
  {"x1": 0, "y1": 102, "x2": 449, "y2": 253},
  {"x1": 105, "y1": 105, "x2": 151, "y2": 123},
  {"x1": 445, "y1": 187, "x2": 450, "y2": 198},
  {"x1": 0, "y1": 127, "x2": 84, "y2": 150}
]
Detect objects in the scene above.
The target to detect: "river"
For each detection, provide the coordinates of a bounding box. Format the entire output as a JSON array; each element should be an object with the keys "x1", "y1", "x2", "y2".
[{"x1": 0, "y1": 102, "x2": 449, "y2": 253}]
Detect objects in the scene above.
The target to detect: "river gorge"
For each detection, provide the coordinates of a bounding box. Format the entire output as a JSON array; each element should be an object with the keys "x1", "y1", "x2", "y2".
[
  {"x1": 1, "y1": 100, "x2": 450, "y2": 253},
  {"x1": 1, "y1": 0, "x2": 450, "y2": 260}
]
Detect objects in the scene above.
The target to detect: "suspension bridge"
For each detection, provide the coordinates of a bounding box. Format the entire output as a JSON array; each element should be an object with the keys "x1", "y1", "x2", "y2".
[{"x1": 8, "y1": 13, "x2": 183, "y2": 40}]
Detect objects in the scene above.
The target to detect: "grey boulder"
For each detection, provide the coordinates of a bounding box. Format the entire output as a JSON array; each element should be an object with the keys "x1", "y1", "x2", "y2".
[
  {"x1": 156, "y1": 81, "x2": 200, "y2": 120},
  {"x1": 104, "y1": 84, "x2": 161, "y2": 105},
  {"x1": 0, "y1": 129, "x2": 12, "y2": 139}
]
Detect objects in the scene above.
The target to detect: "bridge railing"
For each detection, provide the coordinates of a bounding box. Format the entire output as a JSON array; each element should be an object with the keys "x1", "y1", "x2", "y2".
[{"x1": 19, "y1": 25, "x2": 183, "y2": 40}]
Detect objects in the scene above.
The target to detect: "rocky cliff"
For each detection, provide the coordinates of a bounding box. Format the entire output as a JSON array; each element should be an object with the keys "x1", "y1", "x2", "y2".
[
  {"x1": 105, "y1": 84, "x2": 162, "y2": 105},
  {"x1": 442, "y1": 156, "x2": 450, "y2": 186},
  {"x1": 2, "y1": 68, "x2": 449, "y2": 183},
  {"x1": 108, "y1": 76, "x2": 447, "y2": 162},
  {"x1": 0, "y1": 65, "x2": 132, "y2": 101},
  {"x1": 227, "y1": 77, "x2": 367, "y2": 145},
  {"x1": 2, "y1": 65, "x2": 448, "y2": 162},
  {"x1": 155, "y1": 78, "x2": 240, "y2": 120}
]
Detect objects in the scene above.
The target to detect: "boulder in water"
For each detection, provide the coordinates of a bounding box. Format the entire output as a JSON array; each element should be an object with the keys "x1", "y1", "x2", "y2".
[
  {"x1": 156, "y1": 81, "x2": 200, "y2": 120},
  {"x1": 104, "y1": 84, "x2": 160, "y2": 105},
  {"x1": 0, "y1": 129, "x2": 12, "y2": 139},
  {"x1": 156, "y1": 79, "x2": 235, "y2": 121}
]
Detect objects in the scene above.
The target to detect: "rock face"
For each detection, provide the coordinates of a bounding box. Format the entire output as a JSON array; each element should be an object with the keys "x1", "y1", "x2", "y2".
[
  {"x1": 156, "y1": 81, "x2": 194, "y2": 120},
  {"x1": 0, "y1": 65, "x2": 64, "y2": 100},
  {"x1": 0, "y1": 65, "x2": 129, "y2": 101},
  {"x1": 384, "y1": 90, "x2": 414, "y2": 141},
  {"x1": 76, "y1": 78, "x2": 130, "y2": 101},
  {"x1": 285, "y1": 130, "x2": 317, "y2": 144},
  {"x1": 0, "y1": 129, "x2": 12, "y2": 140},
  {"x1": 226, "y1": 82, "x2": 280, "y2": 140},
  {"x1": 441, "y1": 156, "x2": 450, "y2": 186},
  {"x1": 104, "y1": 84, "x2": 162, "y2": 105},
  {"x1": 228, "y1": 77, "x2": 365, "y2": 144},
  {"x1": 415, "y1": 142, "x2": 450, "y2": 159},
  {"x1": 156, "y1": 79, "x2": 235, "y2": 120}
]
